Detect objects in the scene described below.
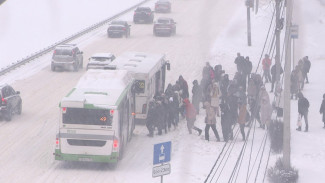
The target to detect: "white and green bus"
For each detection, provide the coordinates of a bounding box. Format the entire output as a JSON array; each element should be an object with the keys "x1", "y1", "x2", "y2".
[
  {"x1": 107, "y1": 52, "x2": 170, "y2": 124},
  {"x1": 54, "y1": 69, "x2": 135, "y2": 163}
]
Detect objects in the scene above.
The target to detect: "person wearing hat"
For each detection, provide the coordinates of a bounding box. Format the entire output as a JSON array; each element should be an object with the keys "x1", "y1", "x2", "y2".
[
  {"x1": 204, "y1": 101, "x2": 220, "y2": 141},
  {"x1": 297, "y1": 92, "x2": 310, "y2": 131},
  {"x1": 192, "y1": 79, "x2": 202, "y2": 114},
  {"x1": 320, "y1": 94, "x2": 325, "y2": 128}
]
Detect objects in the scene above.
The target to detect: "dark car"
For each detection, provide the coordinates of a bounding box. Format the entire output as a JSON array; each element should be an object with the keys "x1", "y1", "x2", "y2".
[
  {"x1": 0, "y1": 84, "x2": 22, "y2": 121},
  {"x1": 51, "y1": 44, "x2": 83, "y2": 72},
  {"x1": 155, "y1": 0, "x2": 171, "y2": 13},
  {"x1": 133, "y1": 7, "x2": 154, "y2": 24},
  {"x1": 107, "y1": 20, "x2": 131, "y2": 38},
  {"x1": 153, "y1": 17, "x2": 176, "y2": 36}
]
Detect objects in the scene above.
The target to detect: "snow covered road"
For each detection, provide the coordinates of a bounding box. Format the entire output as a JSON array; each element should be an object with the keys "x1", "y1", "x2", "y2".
[{"x1": 0, "y1": 0, "x2": 244, "y2": 182}]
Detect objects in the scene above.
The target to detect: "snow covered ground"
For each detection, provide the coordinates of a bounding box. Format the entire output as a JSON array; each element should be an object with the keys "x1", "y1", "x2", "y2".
[
  {"x1": 0, "y1": 0, "x2": 324, "y2": 182},
  {"x1": 0, "y1": 0, "x2": 144, "y2": 69}
]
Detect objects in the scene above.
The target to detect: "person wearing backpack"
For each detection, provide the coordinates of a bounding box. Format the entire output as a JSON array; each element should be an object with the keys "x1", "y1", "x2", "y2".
[{"x1": 296, "y1": 92, "x2": 310, "y2": 132}]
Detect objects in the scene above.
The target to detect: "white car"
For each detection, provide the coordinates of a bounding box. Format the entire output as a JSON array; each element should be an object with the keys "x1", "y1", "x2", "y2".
[{"x1": 86, "y1": 53, "x2": 116, "y2": 70}]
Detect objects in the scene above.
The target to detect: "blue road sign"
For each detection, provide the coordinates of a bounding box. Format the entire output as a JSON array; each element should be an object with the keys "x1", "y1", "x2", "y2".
[{"x1": 153, "y1": 141, "x2": 171, "y2": 165}]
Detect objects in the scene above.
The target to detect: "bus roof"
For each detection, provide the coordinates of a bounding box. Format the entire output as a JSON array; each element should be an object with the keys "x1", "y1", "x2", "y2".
[
  {"x1": 108, "y1": 52, "x2": 166, "y2": 77},
  {"x1": 60, "y1": 69, "x2": 133, "y2": 109}
]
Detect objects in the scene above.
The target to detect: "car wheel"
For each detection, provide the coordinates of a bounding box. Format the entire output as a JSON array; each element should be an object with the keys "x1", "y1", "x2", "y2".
[
  {"x1": 5, "y1": 108, "x2": 12, "y2": 121},
  {"x1": 153, "y1": 30, "x2": 157, "y2": 36},
  {"x1": 16, "y1": 102, "x2": 22, "y2": 115},
  {"x1": 51, "y1": 64, "x2": 55, "y2": 71}
]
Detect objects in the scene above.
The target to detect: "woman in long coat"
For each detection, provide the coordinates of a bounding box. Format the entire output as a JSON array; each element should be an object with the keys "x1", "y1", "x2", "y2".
[
  {"x1": 192, "y1": 80, "x2": 202, "y2": 114},
  {"x1": 237, "y1": 103, "x2": 247, "y2": 141},
  {"x1": 210, "y1": 82, "x2": 221, "y2": 116},
  {"x1": 259, "y1": 86, "x2": 272, "y2": 129},
  {"x1": 204, "y1": 102, "x2": 220, "y2": 141},
  {"x1": 184, "y1": 98, "x2": 202, "y2": 135}
]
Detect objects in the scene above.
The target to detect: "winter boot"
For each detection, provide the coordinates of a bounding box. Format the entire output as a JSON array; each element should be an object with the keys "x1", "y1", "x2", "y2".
[
  {"x1": 198, "y1": 129, "x2": 202, "y2": 136},
  {"x1": 296, "y1": 126, "x2": 301, "y2": 131},
  {"x1": 304, "y1": 125, "x2": 308, "y2": 132}
]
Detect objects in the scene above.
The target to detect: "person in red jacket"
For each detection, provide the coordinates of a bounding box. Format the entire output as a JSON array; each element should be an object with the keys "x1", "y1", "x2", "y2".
[
  {"x1": 262, "y1": 54, "x2": 272, "y2": 83},
  {"x1": 183, "y1": 98, "x2": 202, "y2": 135}
]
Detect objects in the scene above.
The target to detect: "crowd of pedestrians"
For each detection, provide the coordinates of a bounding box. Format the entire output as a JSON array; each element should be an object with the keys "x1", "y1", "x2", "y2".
[{"x1": 145, "y1": 52, "x2": 323, "y2": 139}]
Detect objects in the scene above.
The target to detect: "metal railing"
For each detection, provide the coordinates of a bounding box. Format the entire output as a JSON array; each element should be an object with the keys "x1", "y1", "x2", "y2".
[{"x1": 0, "y1": 0, "x2": 150, "y2": 76}]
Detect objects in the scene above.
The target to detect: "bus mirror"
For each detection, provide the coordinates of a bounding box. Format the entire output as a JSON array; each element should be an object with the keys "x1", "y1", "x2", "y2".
[{"x1": 166, "y1": 62, "x2": 171, "y2": 70}]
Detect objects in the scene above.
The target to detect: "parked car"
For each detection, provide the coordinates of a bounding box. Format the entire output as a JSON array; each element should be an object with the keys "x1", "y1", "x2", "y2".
[
  {"x1": 86, "y1": 53, "x2": 116, "y2": 70},
  {"x1": 107, "y1": 20, "x2": 131, "y2": 38},
  {"x1": 133, "y1": 7, "x2": 154, "y2": 24},
  {"x1": 0, "y1": 84, "x2": 22, "y2": 121},
  {"x1": 155, "y1": 0, "x2": 171, "y2": 13},
  {"x1": 153, "y1": 17, "x2": 176, "y2": 36},
  {"x1": 51, "y1": 44, "x2": 83, "y2": 72}
]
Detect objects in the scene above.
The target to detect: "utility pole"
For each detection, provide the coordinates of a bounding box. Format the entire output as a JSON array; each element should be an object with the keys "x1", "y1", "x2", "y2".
[
  {"x1": 255, "y1": 0, "x2": 259, "y2": 14},
  {"x1": 275, "y1": 0, "x2": 281, "y2": 82},
  {"x1": 246, "y1": 0, "x2": 252, "y2": 46},
  {"x1": 283, "y1": 0, "x2": 293, "y2": 169}
]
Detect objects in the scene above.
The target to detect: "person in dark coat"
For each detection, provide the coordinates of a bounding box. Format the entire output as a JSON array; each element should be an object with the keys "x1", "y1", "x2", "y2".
[
  {"x1": 192, "y1": 80, "x2": 202, "y2": 114},
  {"x1": 302, "y1": 56, "x2": 311, "y2": 84},
  {"x1": 214, "y1": 64, "x2": 223, "y2": 82},
  {"x1": 146, "y1": 101, "x2": 157, "y2": 137},
  {"x1": 270, "y1": 64, "x2": 283, "y2": 92},
  {"x1": 227, "y1": 93, "x2": 239, "y2": 126},
  {"x1": 166, "y1": 96, "x2": 177, "y2": 130},
  {"x1": 165, "y1": 83, "x2": 174, "y2": 99},
  {"x1": 290, "y1": 68, "x2": 299, "y2": 100},
  {"x1": 220, "y1": 102, "x2": 233, "y2": 142},
  {"x1": 184, "y1": 98, "x2": 202, "y2": 135},
  {"x1": 172, "y1": 91, "x2": 181, "y2": 126},
  {"x1": 220, "y1": 74, "x2": 230, "y2": 102},
  {"x1": 247, "y1": 74, "x2": 258, "y2": 101},
  {"x1": 319, "y1": 94, "x2": 325, "y2": 128},
  {"x1": 248, "y1": 97, "x2": 261, "y2": 127},
  {"x1": 296, "y1": 92, "x2": 310, "y2": 132},
  {"x1": 202, "y1": 62, "x2": 214, "y2": 84},
  {"x1": 234, "y1": 53, "x2": 246, "y2": 73},
  {"x1": 155, "y1": 98, "x2": 168, "y2": 135},
  {"x1": 204, "y1": 102, "x2": 220, "y2": 141},
  {"x1": 178, "y1": 75, "x2": 189, "y2": 99}
]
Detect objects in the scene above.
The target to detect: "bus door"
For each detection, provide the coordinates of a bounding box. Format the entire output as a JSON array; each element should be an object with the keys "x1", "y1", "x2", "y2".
[{"x1": 155, "y1": 70, "x2": 161, "y2": 94}]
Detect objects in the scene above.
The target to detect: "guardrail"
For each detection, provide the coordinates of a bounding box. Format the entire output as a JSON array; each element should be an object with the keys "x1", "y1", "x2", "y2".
[{"x1": 0, "y1": 0, "x2": 150, "y2": 76}]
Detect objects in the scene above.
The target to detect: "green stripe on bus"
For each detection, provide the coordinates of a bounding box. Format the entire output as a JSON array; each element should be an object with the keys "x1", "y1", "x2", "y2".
[
  {"x1": 84, "y1": 91, "x2": 108, "y2": 95},
  {"x1": 66, "y1": 88, "x2": 76, "y2": 97},
  {"x1": 54, "y1": 149, "x2": 119, "y2": 163}
]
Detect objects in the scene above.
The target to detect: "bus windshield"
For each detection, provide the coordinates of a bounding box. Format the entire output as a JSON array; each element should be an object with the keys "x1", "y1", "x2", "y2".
[{"x1": 62, "y1": 108, "x2": 112, "y2": 126}]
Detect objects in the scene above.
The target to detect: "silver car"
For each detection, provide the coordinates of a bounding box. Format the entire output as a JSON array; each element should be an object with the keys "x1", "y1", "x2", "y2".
[
  {"x1": 86, "y1": 53, "x2": 116, "y2": 70},
  {"x1": 51, "y1": 44, "x2": 83, "y2": 72}
]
